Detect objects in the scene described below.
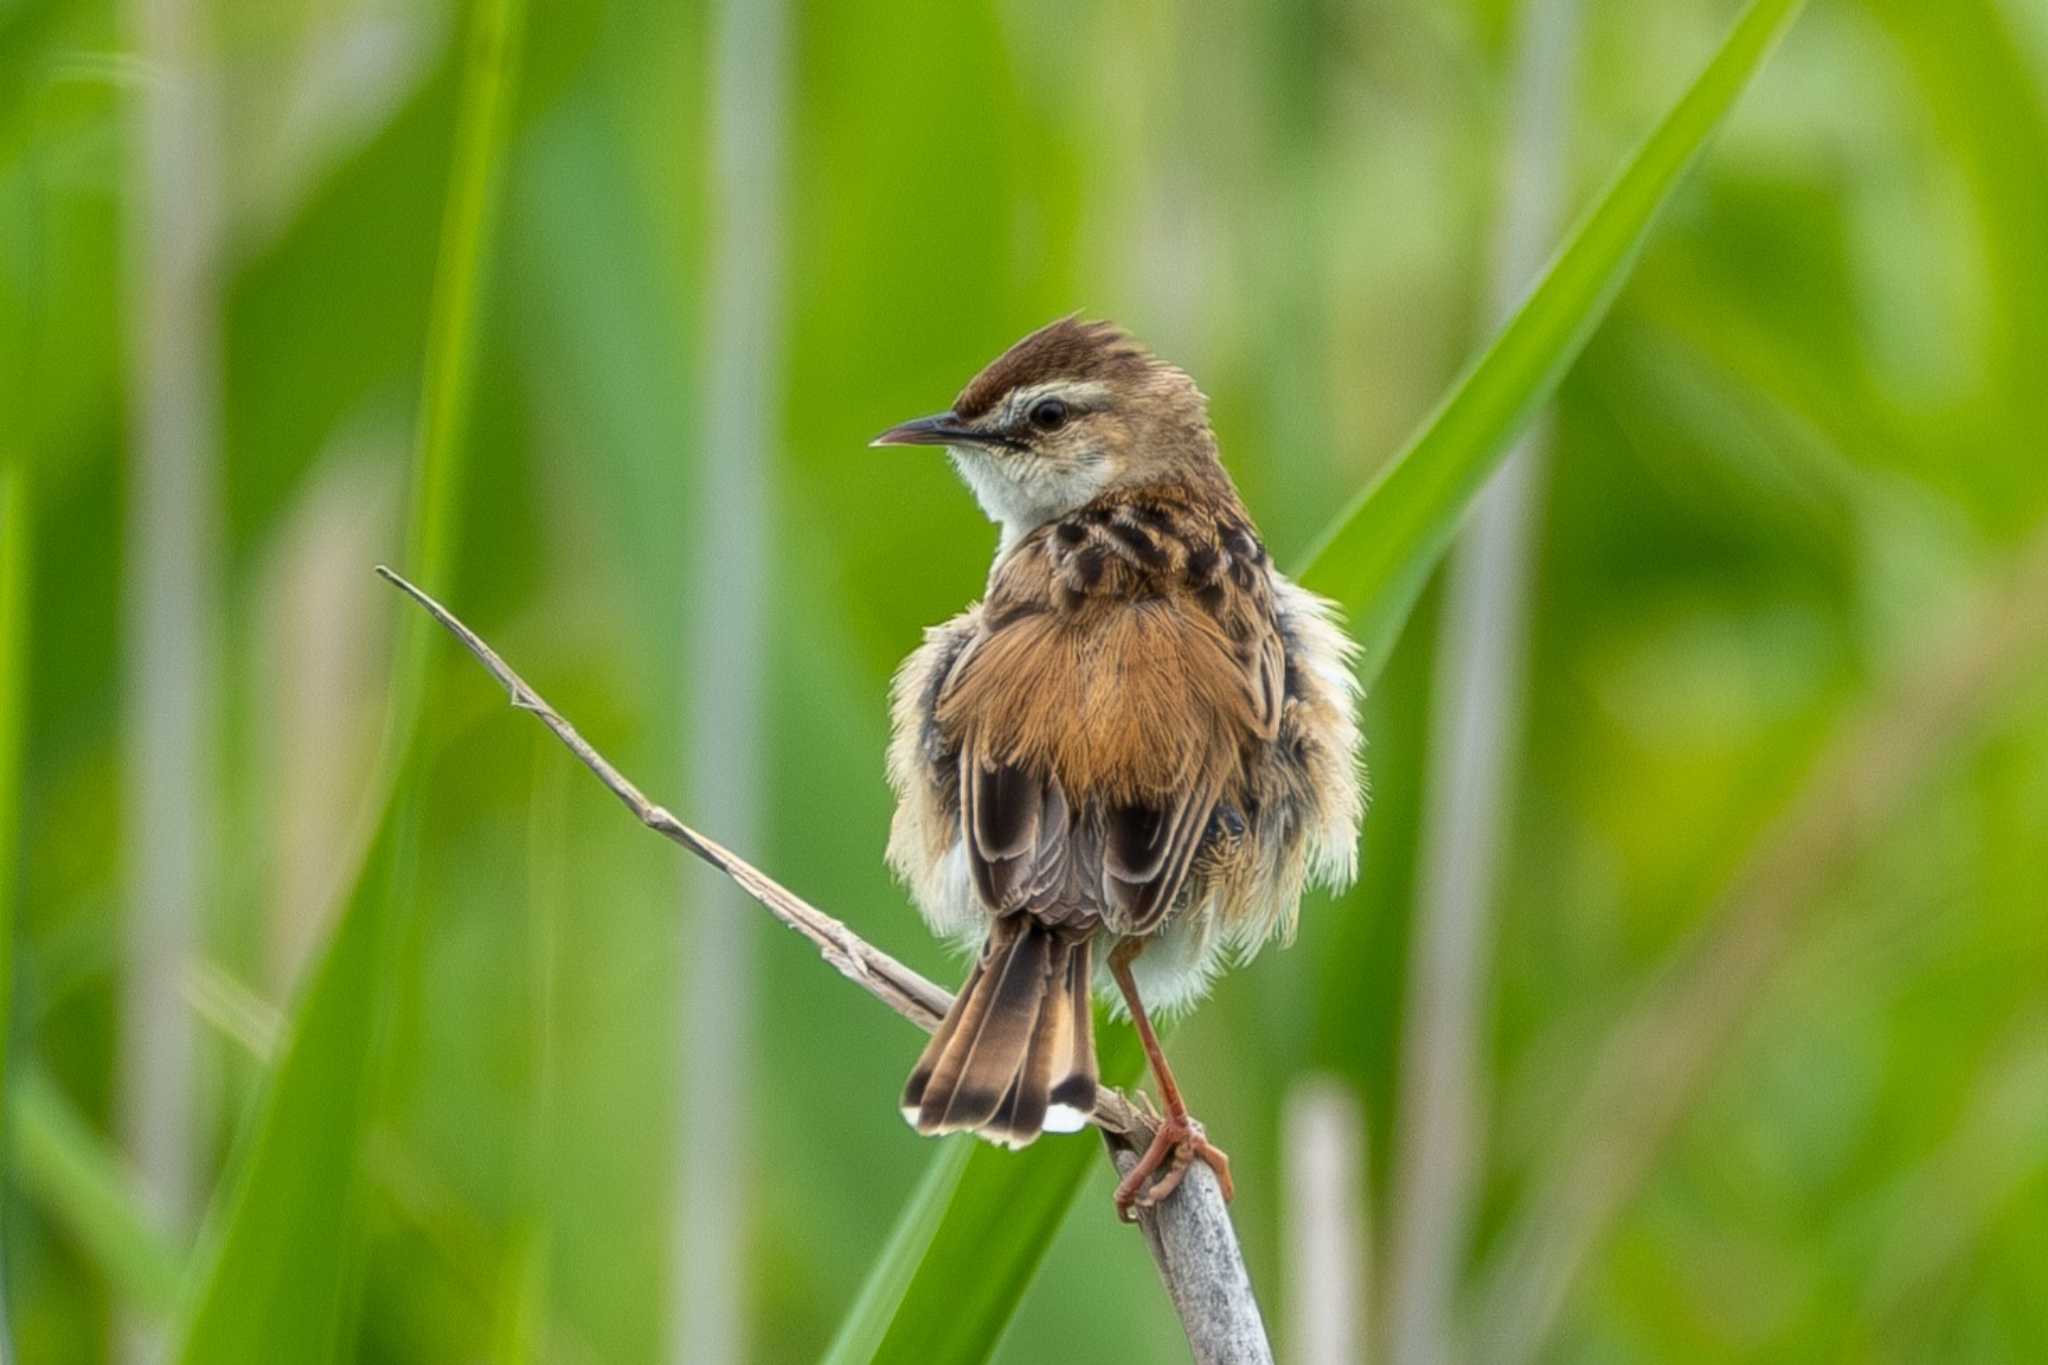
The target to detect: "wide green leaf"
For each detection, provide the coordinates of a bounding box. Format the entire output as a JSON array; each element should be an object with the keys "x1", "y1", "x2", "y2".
[
  {"x1": 1299, "y1": 0, "x2": 1808, "y2": 689},
  {"x1": 162, "y1": 0, "x2": 526, "y2": 1357},
  {"x1": 820, "y1": 1135, "x2": 974, "y2": 1365},
  {"x1": 828, "y1": 0, "x2": 1808, "y2": 1356},
  {"x1": 864, "y1": 1140, "x2": 1098, "y2": 1364},
  {"x1": 826, "y1": 1028, "x2": 1142, "y2": 1365}
]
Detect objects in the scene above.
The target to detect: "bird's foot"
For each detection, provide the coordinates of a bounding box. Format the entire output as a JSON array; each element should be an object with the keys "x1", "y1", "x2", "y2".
[{"x1": 1112, "y1": 1111, "x2": 1234, "y2": 1222}]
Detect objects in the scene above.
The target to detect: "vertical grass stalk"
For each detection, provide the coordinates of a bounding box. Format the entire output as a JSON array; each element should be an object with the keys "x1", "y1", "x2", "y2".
[
  {"x1": 1296, "y1": 0, "x2": 1811, "y2": 684},
  {"x1": 1381, "y1": 2, "x2": 1579, "y2": 1359},
  {"x1": 674, "y1": 0, "x2": 787, "y2": 1357},
  {"x1": 386, "y1": 0, "x2": 525, "y2": 747},
  {"x1": 120, "y1": 0, "x2": 223, "y2": 1352},
  {"x1": 0, "y1": 459, "x2": 30, "y2": 1360},
  {"x1": 1283, "y1": 1078, "x2": 1367, "y2": 1365},
  {"x1": 9, "y1": 1072, "x2": 183, "y2": 1321},
  {"x1": 164, "y1": 0, "x2": 526, "y2": 1356},
  {"x1": 495, "y1": 732, "x2": 566, "y2": 1359}
]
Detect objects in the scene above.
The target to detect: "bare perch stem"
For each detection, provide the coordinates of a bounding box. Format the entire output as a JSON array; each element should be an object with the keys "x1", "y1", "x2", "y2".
[
  {"x1": 1108, "y1": 1147, "x2": 1275, "y2": 1364},
  {"x1": 376, "y1": 566, "x2": 954, "y2": 1028},
  {"x1": 374, "y1": 567, "x2": 1269, "y2": 1350},
  {"x1": 373, "y1": 567, "x2": 1155, "y2": 1127}
]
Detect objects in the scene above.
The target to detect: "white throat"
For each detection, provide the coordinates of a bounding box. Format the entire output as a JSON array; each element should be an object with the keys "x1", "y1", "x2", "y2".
[{"x1": 948, "y1": 447, "x2": 1111, "y2": 552}]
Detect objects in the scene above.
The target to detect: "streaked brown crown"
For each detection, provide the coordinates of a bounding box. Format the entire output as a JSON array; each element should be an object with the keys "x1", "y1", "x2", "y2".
[{"x1": 952, "y1": 317, "x2": 1161, "y2": 420}]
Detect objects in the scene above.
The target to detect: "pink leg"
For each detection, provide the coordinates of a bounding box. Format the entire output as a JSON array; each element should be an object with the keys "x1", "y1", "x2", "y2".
[{"x1": 1108, "y1": 941, "x2": 1234, "y2": 1222}]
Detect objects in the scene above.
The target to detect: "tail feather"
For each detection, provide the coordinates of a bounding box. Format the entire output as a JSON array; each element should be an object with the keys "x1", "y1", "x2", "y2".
[
  {"x1": 926, "y1": 919, "x2": 1047, "y2": 1131},
  {"x1": 903, "y1": 920, "x2": 1099, "y2": 1148},
  {"x1": 1003, "y1": 964, "x2": 1068, "y2": 1138},
  {"x1": 1046, "y1": 938, "x2": 1096, "y2": 1129},
  {"x1": 900, "y1": 953, "x2": 982, "y2": 1120}
]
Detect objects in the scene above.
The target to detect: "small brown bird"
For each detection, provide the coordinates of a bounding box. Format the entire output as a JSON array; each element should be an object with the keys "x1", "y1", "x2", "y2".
[{"x1": 876, "y1": 318, "x2": 1363, "y2": 1217}]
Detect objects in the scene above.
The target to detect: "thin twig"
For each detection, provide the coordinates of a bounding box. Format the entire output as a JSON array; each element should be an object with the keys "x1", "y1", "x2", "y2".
[
  {"x1": 374, "y1": 564, "x2": 1163, "y2": 1135},
  {"x1": 378, "y1": 566, "x2": 955, "y2": 1014}
]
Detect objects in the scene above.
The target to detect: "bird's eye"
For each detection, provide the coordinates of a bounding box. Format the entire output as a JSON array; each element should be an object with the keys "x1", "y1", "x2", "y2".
[{"x1": 1028, "y1": 397, "x2": 1069, "y2": 432}]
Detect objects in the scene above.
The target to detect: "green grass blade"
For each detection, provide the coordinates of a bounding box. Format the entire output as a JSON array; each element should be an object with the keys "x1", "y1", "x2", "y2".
[
  {"x1": 827, "y1": 0, "x2": 1806, "y2": 1355},
  {"x1": 387, "y1": 0, "x2": 526, "y2": 750},
  {"x1": 0, "y1": 460, "x2": 25, "y2": 1359},
  {"x1": 10, "y1": 1070, "x2": 185, "y2": 1318},
  {"x1": 826, "y1": 1029, "x2": 1140, "y2": 1364},
  {"x1": 0, "y1": 472, "x2": 173, "y2": 1358},
  {"x1": 866, "y1": 1138, "x2": 1100, "y2": 1364},
  {"x1": 163, "y1": 0, "x2": 526, "y2": 1357},
  {"x1": 0, "y1": 459, "x2": 30, "y2": 1346},
  {"x1": 1297, "y1": 0, "x2": 1808, "y2": 689},
  {"x1": 820, "y1": 1136, "x2": 974, "y2": 1365},
  {"x1": 0, "y1": 459, "x2": 25, "y2": 1132}
]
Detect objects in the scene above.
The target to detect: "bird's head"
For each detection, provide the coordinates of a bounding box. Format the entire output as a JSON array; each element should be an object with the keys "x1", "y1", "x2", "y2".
[{"x1": 872, "y1": 317, "x2": 1219, "y2": 546}]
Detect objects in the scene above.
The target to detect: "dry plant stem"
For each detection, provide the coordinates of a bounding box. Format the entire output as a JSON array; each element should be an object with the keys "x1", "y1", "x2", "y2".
[
  {"x1": 372, "y1": 566, "x2": 1161, "y2": 1133},
  {"x1": 1108, "y1": 1144, "x2": 1274, "y2": 1365},
  {"x1": 374, "y1": 568, "x2": 946, "y2": 1017}
]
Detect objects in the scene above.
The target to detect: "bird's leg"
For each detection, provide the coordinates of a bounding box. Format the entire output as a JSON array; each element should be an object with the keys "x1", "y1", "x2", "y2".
[{"x1": 1108, "y1": 939, "x2": 1234, "y2": 1222}]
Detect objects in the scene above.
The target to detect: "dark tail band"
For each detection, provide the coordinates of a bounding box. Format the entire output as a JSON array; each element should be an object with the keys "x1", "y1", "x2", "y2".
[{"x1": 901, "y1": 918, "x2": 1098, "y2": 1148}]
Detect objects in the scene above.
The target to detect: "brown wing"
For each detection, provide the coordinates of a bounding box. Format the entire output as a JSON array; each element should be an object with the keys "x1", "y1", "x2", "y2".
[
  {"x1": 958, "y1": 756, "x2": 1067, "y2": 913},
  {"x1": 954, "y1": 748, "x2": 1224, "y2": 936},
  {"x1": 935, "y1": 489, "x2": 1285, "y2": 938},
  {"x1": 1100, "y1": 768, "x2": 1228, "y2": 932}
]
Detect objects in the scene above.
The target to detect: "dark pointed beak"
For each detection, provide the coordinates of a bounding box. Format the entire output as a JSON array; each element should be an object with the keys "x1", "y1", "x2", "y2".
[
  {"x1": 871, "y1": 410, "x2": 1029, "y2": 452},
  {"x1": 869, "y1": 410, "x2": 983, "y2": 449}
]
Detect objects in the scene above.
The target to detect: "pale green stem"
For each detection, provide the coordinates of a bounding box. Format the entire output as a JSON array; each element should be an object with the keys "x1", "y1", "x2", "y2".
[
  {"x1": 1382, "y1": 3, "x2": 1579, "y2": 1361},
  {"x1": 674, "y1": 0, "x2": 786, "y2": 1358}
]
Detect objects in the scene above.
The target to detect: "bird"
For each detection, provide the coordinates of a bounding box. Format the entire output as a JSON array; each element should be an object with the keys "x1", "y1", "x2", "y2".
[{"x1": 874, "y1": 317, "x2": 1364, "y2": 1218}]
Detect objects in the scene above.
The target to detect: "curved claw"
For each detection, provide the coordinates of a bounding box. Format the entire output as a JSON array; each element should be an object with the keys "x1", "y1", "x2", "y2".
[{"x1": 1112, "y1": 1114, "x2": 1234, "y2": 1221}]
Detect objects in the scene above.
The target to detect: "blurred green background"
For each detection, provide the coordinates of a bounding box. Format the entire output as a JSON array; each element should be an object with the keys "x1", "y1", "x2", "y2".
[{"x1": 4, "y1": 0, "x2": 2048, "y2": 1360}]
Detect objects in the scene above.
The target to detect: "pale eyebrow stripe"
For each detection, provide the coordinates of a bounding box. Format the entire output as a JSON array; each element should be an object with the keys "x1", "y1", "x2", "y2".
[{"x1": 1000, "y1": 380, "x2": 1114, "y2": 422}]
